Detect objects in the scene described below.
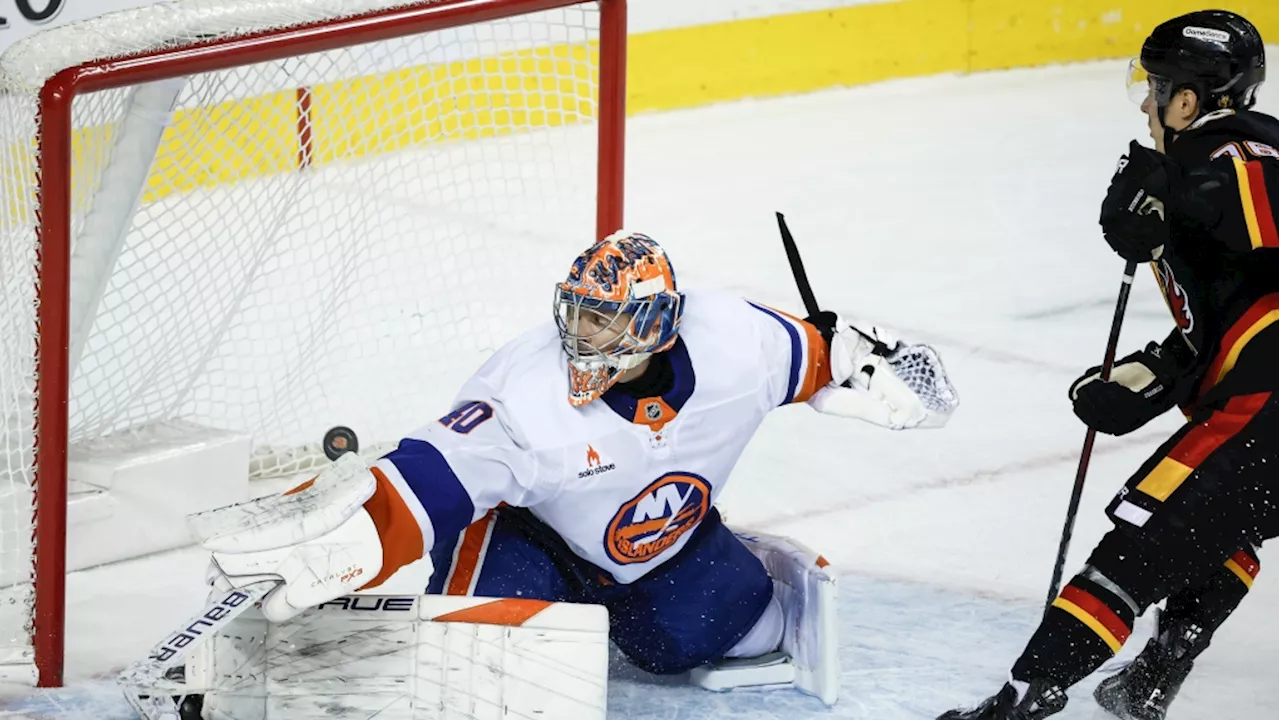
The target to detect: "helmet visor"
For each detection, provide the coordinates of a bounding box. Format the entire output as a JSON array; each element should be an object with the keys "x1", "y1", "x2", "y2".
[
  {"x1": 1127, "y1": 58, "x2": 1174, "y2": 105},
  {"x1": 554, "y1": 285, "x2": 631, "y2": 364}
]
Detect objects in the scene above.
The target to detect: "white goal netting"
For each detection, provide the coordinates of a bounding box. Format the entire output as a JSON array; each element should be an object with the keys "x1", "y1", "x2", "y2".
[{"x1": 0, "y1": 0, "x2": 610, "y2": 681}]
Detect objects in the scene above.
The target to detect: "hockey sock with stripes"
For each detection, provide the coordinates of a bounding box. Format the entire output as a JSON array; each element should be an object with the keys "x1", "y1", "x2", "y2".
[
  {"x1": 1011, "y1": 572, "x2": 1136, "y2": 689},
  {"x1": 1160, "y1": 546, "x2": 1260, "y2": 656}
]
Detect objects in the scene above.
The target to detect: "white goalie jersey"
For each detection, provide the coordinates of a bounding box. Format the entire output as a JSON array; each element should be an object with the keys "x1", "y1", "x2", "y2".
[
  {"x1": 373, "y1": 288, "x2": 834, "y2": 583},
  {"x1": 120, "y1": 288, "x2": 956, "y2": 719}
]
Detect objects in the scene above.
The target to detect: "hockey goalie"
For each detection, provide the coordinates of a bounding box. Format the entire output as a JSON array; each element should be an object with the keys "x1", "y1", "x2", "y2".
[{"x1": 121, "y1": 231, "x2": 958, "y2": 719}]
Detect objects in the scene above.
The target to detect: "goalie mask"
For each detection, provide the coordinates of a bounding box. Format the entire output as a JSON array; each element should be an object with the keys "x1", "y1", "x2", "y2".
[{"x1": 554, "y1": 232, "x2": 684, "y2": 406}]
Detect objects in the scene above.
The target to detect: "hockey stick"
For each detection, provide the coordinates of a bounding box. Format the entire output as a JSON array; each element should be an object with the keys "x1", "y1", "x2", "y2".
[
  {"x1": 775, "y1": 212, "x2": 892, "y2": 355},
  {"x1": 118, "y1": 580, "x2": 276, "y2": 702},
  {"x1": 776, "y1": 212, "x2": 821, "y2": 316},
  {"x1": 1044, "y1": 260, "x2": 1139, "y2": 610}
]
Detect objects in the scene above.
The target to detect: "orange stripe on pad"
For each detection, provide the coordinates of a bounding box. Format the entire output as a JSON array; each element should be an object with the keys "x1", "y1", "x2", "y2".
[
  {"x1": 282, "y1": 477, "x2": 316, "y2": 496},
  {"x1": 1053, "y1": 585, "x2": 1131, "y2": 653},
  {"x1": 431, "y1": 598, "x2": 553, "y2": 627}
]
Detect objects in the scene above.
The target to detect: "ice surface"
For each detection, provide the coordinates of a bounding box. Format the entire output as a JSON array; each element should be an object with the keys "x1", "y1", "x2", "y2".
[{"x1": 2, "y1": 51, "x2": 1277, "y2": 719}]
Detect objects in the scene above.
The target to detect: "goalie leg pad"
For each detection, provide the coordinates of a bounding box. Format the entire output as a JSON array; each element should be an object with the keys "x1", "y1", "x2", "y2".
[
  {"x1": 133, "y1": 595, "x2": 609, "y2": 720},
  {"x1": 690, "y1": 528, "x2": 839, "y2": 706}
]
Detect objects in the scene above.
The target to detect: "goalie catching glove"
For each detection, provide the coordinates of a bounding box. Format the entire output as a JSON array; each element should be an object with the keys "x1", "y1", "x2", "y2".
[
  {"x1": 193, "y1": 452, "x2": 427, "y2": 622},
  {"x1": 804, "y1": 311, "x2": 958, "y2": 430}
]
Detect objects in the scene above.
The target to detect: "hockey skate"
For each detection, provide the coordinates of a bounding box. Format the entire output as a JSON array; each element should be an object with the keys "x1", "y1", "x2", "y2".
[
  {"x1": 938, "y1": 679, "x2": 1067, "y2": 720},
  {"x1": 1094, "y1": 610, "x2": 1203, "y2": 720}
]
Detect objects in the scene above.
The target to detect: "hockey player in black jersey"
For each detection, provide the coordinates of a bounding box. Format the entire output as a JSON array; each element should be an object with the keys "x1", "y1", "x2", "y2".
[{"x1": 940, "y1": 10, "x2": 1277, "y2": 720}]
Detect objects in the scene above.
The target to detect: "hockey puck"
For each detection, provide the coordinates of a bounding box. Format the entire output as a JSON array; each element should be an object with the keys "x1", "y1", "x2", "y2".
[
  {"x1": 177, "y1": 694, "x2": 204, "y2": 720},
  {"x1": 322, "y1": 426, "x2": 359, "y2": 461}
]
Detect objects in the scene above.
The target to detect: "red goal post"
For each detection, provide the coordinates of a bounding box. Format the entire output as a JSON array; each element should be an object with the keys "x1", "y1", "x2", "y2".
[{"x1": 0, "y1": 0, "x2": 625, "y2": 688}]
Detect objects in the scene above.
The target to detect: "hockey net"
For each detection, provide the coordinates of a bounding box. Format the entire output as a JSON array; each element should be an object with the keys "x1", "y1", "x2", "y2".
[{"x1": 0, "y1": 0, "x2": 624, "y2": 687}]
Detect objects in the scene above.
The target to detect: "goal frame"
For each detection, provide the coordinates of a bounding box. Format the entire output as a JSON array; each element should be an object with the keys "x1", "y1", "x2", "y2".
[{"x1": 27, "y1": 0, "x2": 626, "y2": 687}]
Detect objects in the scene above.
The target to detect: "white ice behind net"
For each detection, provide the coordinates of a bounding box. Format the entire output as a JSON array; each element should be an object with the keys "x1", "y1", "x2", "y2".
[{"x1": 0, "y1": 0, "x2": 602, "y2": 675}]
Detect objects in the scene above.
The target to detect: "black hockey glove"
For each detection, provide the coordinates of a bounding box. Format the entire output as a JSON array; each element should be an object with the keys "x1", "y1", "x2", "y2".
[
  {"x1": 1099, "y1": 141, "x2": 1175, "y2": 263},
  {"x1": 1070, "y1": 342, "x2": 1183, "y2": 436}
]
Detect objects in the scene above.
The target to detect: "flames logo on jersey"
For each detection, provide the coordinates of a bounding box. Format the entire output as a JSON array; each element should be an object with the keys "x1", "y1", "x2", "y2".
[
  {"x1": 604, "y1": 473, "x2": 711, "y2": 564},
  {"x1": 1154, "y1": 259, "x2": 1194, "y2": 334}
]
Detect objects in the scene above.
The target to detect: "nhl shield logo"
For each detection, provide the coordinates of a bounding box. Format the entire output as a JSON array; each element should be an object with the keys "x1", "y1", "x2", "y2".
[{"x1": 644, "y1": 401, "x2": 662, "y2": 422}]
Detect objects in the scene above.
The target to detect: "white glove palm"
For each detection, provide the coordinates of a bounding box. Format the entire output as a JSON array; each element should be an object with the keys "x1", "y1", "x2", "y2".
[
  {"x1": 827, "y1": 324, "x2": 897, "y2": 388},
  {"x1": 809, "y1": 321, "x2": 957, "y2": 430},
  {"x1": 194, "y1": 453, "x2": 396, "y2": 622}
]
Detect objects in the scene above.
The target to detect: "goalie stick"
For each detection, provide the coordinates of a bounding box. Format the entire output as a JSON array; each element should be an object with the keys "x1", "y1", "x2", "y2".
[
  {"x1": 774, "y1": 212, "x2": 959, "y2": 422},
  {"x1": 118, "y1": 580, "x2": 276, "y2": 719},
  {"x1": 775, "y1": 212, "x2": 822, "y2": 317},
  {"x1": 1043, "y1": 260, "x2": 1139, "y2": 610},
  {"x1": 774, "y1": 212, "x2": 892, "y2": 356}
]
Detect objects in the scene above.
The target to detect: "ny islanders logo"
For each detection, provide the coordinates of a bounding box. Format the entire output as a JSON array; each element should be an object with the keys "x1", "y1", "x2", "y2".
[
  {"x1": 1155, "y1": 259, "x2": 1194, "y2": 334},
  {"x1": 605, "y1": 473, "x2": 711, "y2": 564}
]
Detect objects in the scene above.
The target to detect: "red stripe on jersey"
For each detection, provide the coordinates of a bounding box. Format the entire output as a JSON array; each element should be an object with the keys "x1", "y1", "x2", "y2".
[
  {"x1": 1244, "y1": 160, "x2": 1278, "y2": 248},
  {"x1": 1199, "y1": 293, "x2": 1278, "y2": 398},
  {"x1": 1059, "y1": 584, "x2": 1132, "y2": 646},
  {"x1": 1167, "y1": 392, "x2": 1271, "y2": 470}
]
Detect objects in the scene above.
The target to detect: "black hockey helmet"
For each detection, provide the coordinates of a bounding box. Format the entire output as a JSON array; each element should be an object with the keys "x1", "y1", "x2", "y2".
[{"x1": 1130, "y1": 10, "x2": 1265, "y2": 120}]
